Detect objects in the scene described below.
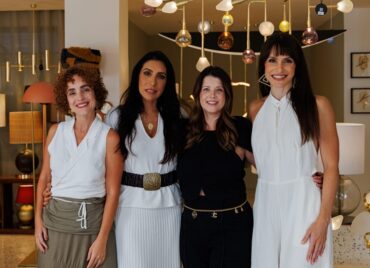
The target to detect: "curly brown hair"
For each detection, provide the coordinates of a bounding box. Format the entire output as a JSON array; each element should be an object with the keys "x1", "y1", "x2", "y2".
[{"x1": 54, "y1": 64, "x2": 108, "y2": 114}]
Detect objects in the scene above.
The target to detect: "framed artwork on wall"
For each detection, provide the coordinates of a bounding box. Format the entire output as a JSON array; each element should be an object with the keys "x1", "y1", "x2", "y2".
[
  {"x1": 351, "y1": 52, "x2": 370, "y2": 78},
  {"x1": 351, "y1": 88, "x2": 370, "y2": 114}
]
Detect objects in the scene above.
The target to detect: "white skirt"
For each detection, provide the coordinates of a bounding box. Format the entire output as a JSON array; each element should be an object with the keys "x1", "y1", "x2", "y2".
[{"x1": 115, "y1": 205, "x2": 182, "y2": 268}]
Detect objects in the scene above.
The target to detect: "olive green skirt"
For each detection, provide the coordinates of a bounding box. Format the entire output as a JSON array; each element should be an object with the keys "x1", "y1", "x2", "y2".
[{"x1": 38, "y1": 197, "x2": 117, "y2": 268}]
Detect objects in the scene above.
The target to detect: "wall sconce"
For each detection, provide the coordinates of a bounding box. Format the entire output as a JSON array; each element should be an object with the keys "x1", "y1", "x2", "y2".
[
  {"x1": 9, "y1": 111, "x2": 43, "y2": 178},
  {"x1": 0, "y1": 94, "x2": 5, "y2": 127}
]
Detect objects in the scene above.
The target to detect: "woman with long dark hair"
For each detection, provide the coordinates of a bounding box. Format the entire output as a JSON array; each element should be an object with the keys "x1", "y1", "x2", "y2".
[
  {"x1": 106, "y1": 50, "x2": 183, "y2": 268},
  {"x1": 249, "y1": 32, "x2": 338, "y2": 268},
  {"x1": 178, "y1": 66, "x2": 254, "y2": 268}
]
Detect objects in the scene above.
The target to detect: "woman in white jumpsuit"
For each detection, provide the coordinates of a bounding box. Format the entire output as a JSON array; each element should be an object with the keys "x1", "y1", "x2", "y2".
[{"x1": 249, "y1": 32, "x2": 339, "y2": 268}]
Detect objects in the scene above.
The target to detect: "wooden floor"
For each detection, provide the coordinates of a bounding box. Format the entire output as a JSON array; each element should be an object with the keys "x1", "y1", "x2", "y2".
[{"x1": 0, "y1": 235, "x2": 35, "y2": 268}]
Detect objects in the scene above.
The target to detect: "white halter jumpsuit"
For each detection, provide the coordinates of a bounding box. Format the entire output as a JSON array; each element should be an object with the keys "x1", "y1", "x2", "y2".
[{"x1": 251, "y1": 93, "x2": 332, "y2": 268}]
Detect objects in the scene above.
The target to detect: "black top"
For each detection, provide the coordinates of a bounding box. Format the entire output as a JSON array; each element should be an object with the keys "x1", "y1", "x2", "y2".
[{"x1": 177, "y1": 116, "x2": 253, "y2": 209}]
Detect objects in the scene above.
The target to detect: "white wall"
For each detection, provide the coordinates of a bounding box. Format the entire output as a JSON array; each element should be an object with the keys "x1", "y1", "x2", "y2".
[
  {"x1": 344, "y1": 7, "x2": 370, "y2": 216},
  {"x1": 64, "y1": 0, "x2": 128, "y2": 106}
]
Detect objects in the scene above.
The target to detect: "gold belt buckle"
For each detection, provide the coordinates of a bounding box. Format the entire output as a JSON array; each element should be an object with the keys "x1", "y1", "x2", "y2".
[{"x1": 143, "y1": 173, "x2": 161, "y2": 191}]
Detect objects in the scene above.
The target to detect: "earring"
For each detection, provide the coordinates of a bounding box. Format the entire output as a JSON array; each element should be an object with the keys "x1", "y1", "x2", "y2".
[{"x1": 258, "y1": 74, "x2": 271, "y2": 87}]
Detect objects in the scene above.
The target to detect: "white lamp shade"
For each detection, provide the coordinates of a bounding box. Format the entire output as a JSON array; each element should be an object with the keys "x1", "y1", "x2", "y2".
[
  {"x1": 144, "y1": 0, "x2": 163, "y2": 8},
  {"x1": 259, "y1": 21, "x2": 275, "y2": 36},
  {"x1": 0, "y1": 94, "x2": 5, "y2": 127},
  {"x1": 162, "y1": 1, "x2": 177, "y2": 13},
  {"x1": 337, "y1": 0, "x2": 354, "y2": 13},
  {"x1": 198, "y1": 20, "x2": 211, "y2": 34},
  {"x1": 336, "y1": 123, "x2": 365, "y2": 175},
  {"x1": 196, "y1": 56, "x2": 210, "y2": 72},
  {"x1": 216, "y1": 0, "x2": 233, "y2": 12}
]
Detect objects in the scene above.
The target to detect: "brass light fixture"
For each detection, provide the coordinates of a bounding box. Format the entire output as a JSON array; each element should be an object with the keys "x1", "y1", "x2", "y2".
[
  {"x1": 5, "y1": 3, "x2": 60, "y2": 83},
  {"x1": 279, "y1": 1, "x2": 290, "y2": 32},
  {"x1": 302, "y1": 0, "x2": 319, "y2": 45},
  {"x1": 196, "y1": 0, "x2": 210, "y2": 72},
  {"x1": 218, "y1": 12, "x2": 234, "y2": 50},
  {"x1": 176, "y1": 5, "x2": 192, "y2": 47}
]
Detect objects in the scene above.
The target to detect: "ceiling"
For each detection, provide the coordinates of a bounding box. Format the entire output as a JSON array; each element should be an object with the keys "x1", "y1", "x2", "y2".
[{"x1": 0, "y1": 0, "x2": 369, "y2": 36}]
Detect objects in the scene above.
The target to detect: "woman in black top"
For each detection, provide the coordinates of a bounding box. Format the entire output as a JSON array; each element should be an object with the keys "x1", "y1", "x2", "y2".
[{"x1": 178, "y1": 66, "x2": 254, "y2": 268}]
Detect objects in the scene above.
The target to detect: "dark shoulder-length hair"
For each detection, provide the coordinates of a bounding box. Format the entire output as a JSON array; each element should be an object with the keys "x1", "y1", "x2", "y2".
[
  {"x1": 186, "y1": 66, "x2": 237, "y2": 151},
  {"x1": 258, "y1": 32, "x2": 319, "y2": 144},
  {"x1": 117, "y1": 50, "x2": 182, "y2": 163},
  {"x1": 54, "y1": 64, "x2": 107, "y2": 114}
]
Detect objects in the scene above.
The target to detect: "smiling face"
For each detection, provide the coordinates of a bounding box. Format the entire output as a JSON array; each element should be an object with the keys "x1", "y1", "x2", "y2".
[
  {"x1": 138, "y1": 60, "x2": 167, "y2": 104},
  {"x1": 264, "y1": 48, "x2": 296, "y2": 91},
  {"x1": 199, "y1": 75, "x2": 226, "y2": 117},
  {"x1": 66, "y1": 75, "x2": 96, "y2": 117}
]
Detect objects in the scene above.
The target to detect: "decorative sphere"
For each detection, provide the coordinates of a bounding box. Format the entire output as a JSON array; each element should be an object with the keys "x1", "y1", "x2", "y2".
[
  {"x1": 140, "y1": 4, "x2": 157, "y2": 17},
  {"x1": 242, "y1": 49, "x2": 256, "y2": 64},
  {"x1": 15, "y1": 149, "x2": 39, "y2": 174},
  {"x1": 222, "y1": 13, "x2": 234, "y2": 27},
  {"x1": 337, "y1": 0, "x2": 353, "y2": 13},
  {"x1": 217, "y1": 31, "x2": 234, "y2": 50},
  {"x1": 315, "y1": 3, "x2": 328, "y2": 15},
  {"x1": 175, "y1": 29, "x2": 192, "y2": 47},
  {"x1": 259, "y1": 21, "x2": 274, "y2": 36},
  {"x1": 332, "y1": 177, "x2": 361, "y2": 216},
  {"x1": 197, "y1": 20, "x2": 211, "y2": 34},
  {"x1": 302, "y1": 27, "x2": 319, "y2": 45},
  {"x1": 279, "y1": 20, "x2": 290, "y2": 32}
]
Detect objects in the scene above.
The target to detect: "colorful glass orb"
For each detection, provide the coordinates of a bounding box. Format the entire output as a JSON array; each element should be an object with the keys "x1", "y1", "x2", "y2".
[
  {"x1": 279, "y1": 20, "x2": 290, "y2": 32},
  {"x1": 140, "y1": 4, "x2": 157, "y2": 17},
  {"x1": 242, "y1": 49, "x2": 256, "y2": 64},
  {"x1": 258, "y1": 21, "x2": 274, "y2": 37},
  {"x1": 302, "y1": 27, "x2": 319, "y2": 45},
  {"x1": 197, "y1": 20, "x2": 211, "y2": 34},
  {"x1": 217, "y1": 31, "x2": 234, "y2": 50},
  {"x1": 175, "y1": 29, "x2": 192, "y2": 47},
  {"x1": 222, "y1": 13, "x2": 234, "y2": 27}
]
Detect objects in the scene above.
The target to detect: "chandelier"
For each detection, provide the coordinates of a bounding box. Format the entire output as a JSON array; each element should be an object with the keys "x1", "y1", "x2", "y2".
[{"x1": 5, "y1": 3, "x2": 60, "y2": 83}]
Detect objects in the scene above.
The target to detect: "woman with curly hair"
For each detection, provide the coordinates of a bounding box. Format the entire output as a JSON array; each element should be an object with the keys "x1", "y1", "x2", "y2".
[{"x1": 35, "y1": 64, "x2": 123, "y2": 268}]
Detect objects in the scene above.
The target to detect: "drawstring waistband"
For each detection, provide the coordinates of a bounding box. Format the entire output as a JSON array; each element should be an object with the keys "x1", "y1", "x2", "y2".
[{"x1": 53, "y1": 197, "x2": 92, "y2": 229}]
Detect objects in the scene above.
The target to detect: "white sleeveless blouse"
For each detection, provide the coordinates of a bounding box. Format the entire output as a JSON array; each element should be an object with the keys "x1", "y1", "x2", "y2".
[{"x1": 49, "y1": 117, "x2": 110, "y2": 199}]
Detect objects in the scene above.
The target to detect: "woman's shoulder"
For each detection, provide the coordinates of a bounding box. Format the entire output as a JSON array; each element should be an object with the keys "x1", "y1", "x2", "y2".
[{"x1": 248, "y1": 97, "x2": 267, "y2": 122}]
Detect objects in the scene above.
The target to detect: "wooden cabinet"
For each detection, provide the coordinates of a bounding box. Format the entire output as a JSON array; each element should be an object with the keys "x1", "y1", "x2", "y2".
[{"x1": 0, "y1": 175, "x2": 35, "y2": 234}]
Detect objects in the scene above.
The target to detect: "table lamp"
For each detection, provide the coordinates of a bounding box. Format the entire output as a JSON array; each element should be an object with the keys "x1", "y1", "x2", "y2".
[
  {"x1": 0, "y1": 94, "x2": 5, "y2": 127},
  {"x1": 9, "y1": 111, "x2": 42, "y2": 178},
  {"x1": 15, "y1": 185, "x2": 34, "y2": 229},
  {"x1": 334, "y1": 123, "x2": 365, "y2": 224}
]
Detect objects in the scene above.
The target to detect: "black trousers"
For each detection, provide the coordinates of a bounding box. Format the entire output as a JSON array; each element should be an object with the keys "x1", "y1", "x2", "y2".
[{"x1": 180, "y1": 202, "x2": 253, "y2": 268}]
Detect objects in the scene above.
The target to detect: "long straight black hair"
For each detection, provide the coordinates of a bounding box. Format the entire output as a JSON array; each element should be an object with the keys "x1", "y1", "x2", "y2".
[
  {"x1": 117, "y1": 50, "x2": 182, "y2": 163},
  {"x1": 258, "y1": 32, "x2": 319, "y2": 144}
]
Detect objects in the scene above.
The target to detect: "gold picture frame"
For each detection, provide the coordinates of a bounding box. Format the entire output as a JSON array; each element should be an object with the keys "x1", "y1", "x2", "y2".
[
  {"x1": 351, "y1": 88, "x2": 370, "y2": 114},
  {"x1": 351, "y1": 52, "x2": 370, "y2": 78}
]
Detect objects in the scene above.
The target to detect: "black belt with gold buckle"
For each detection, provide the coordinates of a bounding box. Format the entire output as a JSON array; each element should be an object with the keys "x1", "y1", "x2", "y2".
[{"x1": 121, "y1": 171, "x2": 177, "y2": 191}]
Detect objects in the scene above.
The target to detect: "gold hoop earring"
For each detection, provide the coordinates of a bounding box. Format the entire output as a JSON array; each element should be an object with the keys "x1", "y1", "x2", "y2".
[{"x1": 258, "y1": 74, "x2": 271, "y2": 87}]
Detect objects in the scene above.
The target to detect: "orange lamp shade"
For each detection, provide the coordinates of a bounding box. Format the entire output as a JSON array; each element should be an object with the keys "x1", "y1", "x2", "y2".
[
  {"x1": 23, "y1": 81, "x2": 56, "y2": 104},
  {"x1": 16, "y1": 185, "x2": 34, "y2": 204}
]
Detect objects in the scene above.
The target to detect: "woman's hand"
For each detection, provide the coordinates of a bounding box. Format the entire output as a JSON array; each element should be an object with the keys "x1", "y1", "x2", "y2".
[
  {"x1": 301, "y1": 217, "x2": 329, "y2": 264},
  {"x1": 42, "y1": 182, "x2": 52, "y2": 206},
  {"x1": 312, "y1": 172, "x2": 324, "y2": 189},
  {"x1": 35, "y1": 218, "x2": 48, "y2": 253},
  {"x1": 86, "y1": 236, "x2": 107, "y2": 268}
]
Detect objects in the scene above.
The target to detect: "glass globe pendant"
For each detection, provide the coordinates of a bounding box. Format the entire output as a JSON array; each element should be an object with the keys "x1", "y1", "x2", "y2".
[
  {"x1": 242, "y1": 49, "x2": 256, "y2": 64},
  {"x1": 217, "y1": 30, "x2": 234, "y2": 50},
  {"x1": 140, "y1": 4, "x2": 157, "y2": 17},
  {"x1": 197, "y1": 20, "x2": 211, "y2": 34},
  {"x1": 337, "y1": 0, "x2": 354, "y2": 13},
  {"x1": 279, "y1": 20, "x2": 290, "y2": 32},
  {"x1": 259, "y1": 21, "x2": 274, "y2": 37},
  {"x1": 175, "y1": 6, "x2": 191, "y2": 48},
  {"x1": 144, "y1": 0, "x2": 163, "y2": 8},
  {"x1": 196, "y1": 56, "x2": 210, "y2": 72},
  {"x1": 222, "y1": 12, "x2": 234, "y2": 27},
  {"x1": 302, "y1": 27, "x2": 318, "y2": 45}
]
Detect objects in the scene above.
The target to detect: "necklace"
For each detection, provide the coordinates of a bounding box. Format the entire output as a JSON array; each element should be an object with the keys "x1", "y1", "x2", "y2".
[{"x1": 147, "y1": 122, "x2": 154, "y2": 132}]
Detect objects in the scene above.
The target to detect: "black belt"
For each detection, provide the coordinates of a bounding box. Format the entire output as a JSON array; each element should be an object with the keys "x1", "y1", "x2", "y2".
[{"x1": 121, "y1": 171, "x2": 177, "y2": 191}]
